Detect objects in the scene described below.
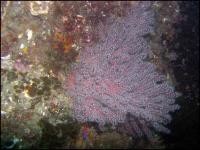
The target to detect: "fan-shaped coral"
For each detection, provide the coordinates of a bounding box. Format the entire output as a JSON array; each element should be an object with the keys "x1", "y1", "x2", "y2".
[{"x1": 65, "y1": 1, "x2": 180, "y2": 139}]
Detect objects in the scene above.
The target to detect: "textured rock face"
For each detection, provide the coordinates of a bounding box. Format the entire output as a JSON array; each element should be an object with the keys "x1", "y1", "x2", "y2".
[{"x1": 66, "y1": 2, "x2": 180, "y2": 138}]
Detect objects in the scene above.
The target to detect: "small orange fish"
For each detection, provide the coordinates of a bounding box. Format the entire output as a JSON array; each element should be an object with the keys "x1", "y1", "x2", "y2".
[
  {"x1": 54, "y1": 32, "x2": 65, "y2": 42},
  {"x1": 63, "y1": 36, "x2": 73, "y2": 53},
  {"x1": 53, "y1": 32, "x2": 74, "y2": 53}
]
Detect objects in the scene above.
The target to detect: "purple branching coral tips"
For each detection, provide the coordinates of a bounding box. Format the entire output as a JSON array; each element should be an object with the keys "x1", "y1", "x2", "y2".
[{"x1": 65, "y1": 2, "x2": 180, "y2": 139}]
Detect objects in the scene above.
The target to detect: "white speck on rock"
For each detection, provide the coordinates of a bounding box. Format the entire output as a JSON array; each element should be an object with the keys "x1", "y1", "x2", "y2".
[
  {"x1": 26, "y1": 29, "x2": 33, "y2": 42},
  {"x1": 29, "y1": 1, "x2": 52, "y2": 16},
  {"x1": 1, "y1": 54, "x2": 10, "y2": 60},
  {"x1": 20, "y1": 43, "x2": 25, "y2": 49},
  {"x1": 1, "y1": 111, "x2": 7, "y2": 116},
  {"x1": 18, "y1": 33, "x2": 23, "y2": 39}
]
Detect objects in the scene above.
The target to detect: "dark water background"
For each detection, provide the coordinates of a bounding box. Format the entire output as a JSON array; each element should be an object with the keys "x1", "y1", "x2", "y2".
[{"x1": 164, "y1": 1, "x2": 199, "y2": 148}]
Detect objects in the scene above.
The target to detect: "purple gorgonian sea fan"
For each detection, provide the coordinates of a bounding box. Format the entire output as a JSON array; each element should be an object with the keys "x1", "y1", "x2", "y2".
[{"x1": 65, "y1": 2, "x2": 180, "y2": 139}]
